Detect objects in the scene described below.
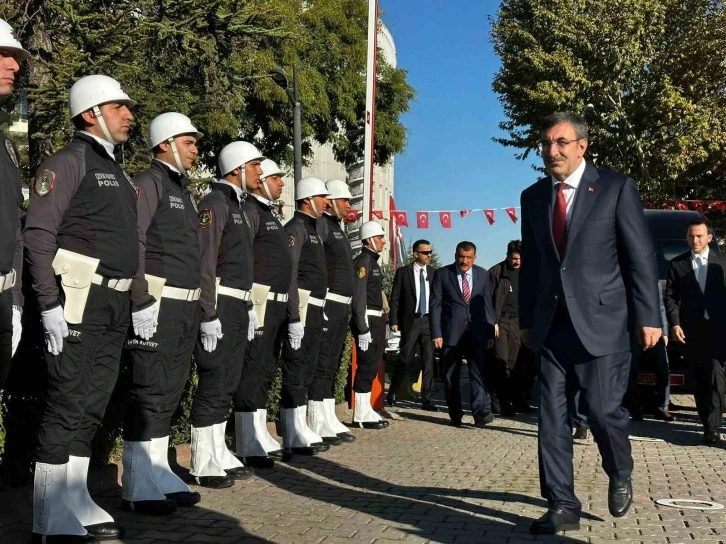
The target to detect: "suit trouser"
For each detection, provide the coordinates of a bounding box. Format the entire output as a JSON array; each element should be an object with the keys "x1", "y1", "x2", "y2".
[
  {"x1": 191, "y1": 295, "x2": 250, "y2": 428},
  {"x1": 389, "y1": 315, "x2": 435, "y2": 402},
  {"x1": 538, "y1": 309, "x2": 632, "y2": 515},
  {"x1": 490, "y1": 316, "x2": 521, "y2": 408},
  {"x1": 569, "y1": 390, "x2": 588, "y2": 429},
  {"x1": 309, "y1": 300, "x2": 350, "y2": 401},
  {"x1": 124, "y1": 299, "x2": 200, "y2": 440},
  {"x1": 686, "y1": 321, "x2": 725, "y2": 433},
  {"x1": 36, "y1": 285, "x2": 130, "y2": 464},
  {"x1": 234, "y1": 300, "x2": 286, "y2": 411},
  {"x1": 281, "y1": 306, "x2": 325, "y2": 408},
  {"x1": 353, "y1": 316, "x2": 385, "y2": 393},
  {"x1": 0, "y1": 290, "x2": 12, "y2": 389},
  {"x1": 625, "y1": 338, "x2": 670, "y2": 412},
  {"x1": 441, "y1": 331, "x2": 491, "y2": 422}
]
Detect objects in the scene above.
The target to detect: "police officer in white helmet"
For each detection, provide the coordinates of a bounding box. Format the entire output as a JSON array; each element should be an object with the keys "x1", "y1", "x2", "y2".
[{"x1": 24, "y1": 74, "x2": 138, "y2": 542}]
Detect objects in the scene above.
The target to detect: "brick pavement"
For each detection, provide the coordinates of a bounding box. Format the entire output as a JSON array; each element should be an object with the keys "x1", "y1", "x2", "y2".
[{"x1": 2, "y1": 383, "x2": 726, "y2": 543}]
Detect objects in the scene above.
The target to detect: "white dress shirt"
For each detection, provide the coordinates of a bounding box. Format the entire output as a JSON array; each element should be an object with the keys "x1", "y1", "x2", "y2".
[
  {"x1": 154, "y1": 157, "x2": 181, "y2": 174},
  {"x1": 215, "y1": 179, "x2": 245, "y2": 204},
  {"x1": 551, "y1": 158, "x2": 587, "y2": 226},
  {"x1": 457, "y1": 268, "x2": 473, "y2": 295},
  {"x1": 413, "y1": 262, "x2": 429, "y2": 315},
  {"x1": 80, "y1": 130, "x2": 116, "y2": 160},
  {"x1": 692, "y1": 247, "x2": 710, "y2": 319}
]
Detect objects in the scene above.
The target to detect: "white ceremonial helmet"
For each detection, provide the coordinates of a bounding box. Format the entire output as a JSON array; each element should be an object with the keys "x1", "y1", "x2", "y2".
[
  {"x1": 296, "y1": 176, "x2": 330, "y2": 217},
  {"x1": 218, "y1": 141, "x2": 265, "y2": 177},
  {"x1": 360, "y1": 220, "x2": 386, "y2": 240},
  {"x1": 260, "y1": 158, "x2": 284, "y2": 180},
  {"x1": 0, "y1": 20, "x2": 29, "y2": 61},
  {"x1": 148, "y1": 112, "x2": 203, "y2": 172},
  {"x1": 69, "y1": 75, "x2": 137, "y2": 144},
  {"x1": 325, "y1": 179, "x2": 353, "y2": 200}
]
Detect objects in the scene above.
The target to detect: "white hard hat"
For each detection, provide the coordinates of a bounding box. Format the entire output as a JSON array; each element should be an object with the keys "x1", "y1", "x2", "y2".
[
  {"x1": 218, "y1": 141, "x2": 264, "y2": 177},
  {"x1": 260, "y1": 158, "x2": 284, "y2": 180},
  {"x1": 360, "y1": 221, "x2": 386, "y2": 240},
  {"x1": 295, "y1": 176, "x2": 330, "y2": 201},
  {"x1": 69, "y1": 75, "x2": 137, "y2": 118},
  {"x1": 0, "y1": 20, "x2": 29, "y2": 62},
  {"x1": 326, "y1": 179, "x2": 353, "y2": 200},
  {"x1": 148, "y1": 112, "x2": 203, "y2": 149}
]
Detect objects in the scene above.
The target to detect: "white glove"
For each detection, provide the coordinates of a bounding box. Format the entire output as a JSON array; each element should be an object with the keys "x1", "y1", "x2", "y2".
[
  {"x1": 200, "y1": 319, "x2": 223, "y2": 352},
  {"x1": 247, "y1": 309, "x2": 259, "y2": 342},
  {"x1": 41, "y1": 306, "x2": 68, "y2": 356},
  {"x1": 358, "y1": 331, "x2": 372, "y2": 352},
  {"x1": 11, "y1": 307, "x2": 21, "y2": 356},
  {"x1": 288, "y1": 321, "x2": 304, "y2": 350},
  {"x1": 132, "y1": 304, "x2": 159, "y2": 341}
]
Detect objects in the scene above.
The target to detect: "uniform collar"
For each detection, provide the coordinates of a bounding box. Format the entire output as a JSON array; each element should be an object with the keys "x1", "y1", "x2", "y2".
[
  {"x1": 294, "y1": 210, "x2": 317, "y2": 225},
  {"x1": 152, "y1": 159, "x2": 187, "y2": 186},
  {"x1": 213, "y1": 179, "x2": 245, "y2": 205},
  {"x1": 78, "y1": 130, "x2": 116, "y2": 160},
  {"x1": 363, "y1": 246, "x2": 380, "y2": 262},
  {"x1": 250, "y1": 193, "x2": 272, "y2": 208}
]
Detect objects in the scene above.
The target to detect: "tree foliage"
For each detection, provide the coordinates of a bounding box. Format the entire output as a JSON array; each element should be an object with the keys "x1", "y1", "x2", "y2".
[{"x1": 490, "y1": 0, "x2": 726, "y2": 200}]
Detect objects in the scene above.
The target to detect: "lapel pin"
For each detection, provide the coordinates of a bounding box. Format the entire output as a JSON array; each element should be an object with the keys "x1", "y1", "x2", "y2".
[{"x1": 588, "y1": 186, "x2": 595, "y2": 192}]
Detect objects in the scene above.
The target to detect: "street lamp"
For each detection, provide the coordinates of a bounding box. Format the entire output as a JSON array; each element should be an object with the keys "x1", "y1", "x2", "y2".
[{"x1": 269, "y1": 66, "x2": 302, "y2": 184}]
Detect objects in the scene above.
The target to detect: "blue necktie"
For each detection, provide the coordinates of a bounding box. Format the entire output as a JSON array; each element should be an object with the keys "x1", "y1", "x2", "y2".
[{"x1": 418, "y1": 268, "x2": 427, "y2": 315}]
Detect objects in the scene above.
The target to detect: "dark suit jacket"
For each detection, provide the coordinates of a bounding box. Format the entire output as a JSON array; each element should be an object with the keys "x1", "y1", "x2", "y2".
[
  {"x1": 519, "y1": 162, "x2": 660, "y2": 356},
  {"x1": 389, "y1": 263, "x2": 436, "y2": 335},
  {"x1": 664, "y1": 250, "x2": 726, "y2": 337},
  {"x1": 430, "y1": 263, "x2": 495, "y2": 347}
]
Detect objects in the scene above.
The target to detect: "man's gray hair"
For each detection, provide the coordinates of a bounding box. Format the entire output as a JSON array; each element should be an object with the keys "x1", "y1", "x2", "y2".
[{"x1": 540, "y1": 112, "x2": 589, "y2": 140}]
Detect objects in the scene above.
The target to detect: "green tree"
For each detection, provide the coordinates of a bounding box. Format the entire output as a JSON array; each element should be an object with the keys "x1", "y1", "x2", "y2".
[{"x1": 490, "y1": 0, "x2": 726, "y2": 200}]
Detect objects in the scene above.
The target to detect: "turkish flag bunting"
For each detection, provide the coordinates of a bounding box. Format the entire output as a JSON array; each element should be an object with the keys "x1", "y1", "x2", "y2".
[
  {"x1": 392, "y1": 210, "x2": 408, "y2": 227},
  {"x1": 416, "y1": 211, "x2": 429, "y2": 229},
  {"x1": 345, "y1": 209, "x2": 360, "y2": 223},
  {"x1": 505, "y1": 207, "x2": 518, "y2": 223},
  {"x1": 484, "y1": 209, "x2": 495, "y2": 225},
  {"x1": 372, "y1": 210, "x2": 384, "y2": 220},
  {"x1": 460, "y1": 210, "x2": 471, "y2": 218},
  {"x1": 440, "y1": 211, "x2": 452, "y2": 228}
]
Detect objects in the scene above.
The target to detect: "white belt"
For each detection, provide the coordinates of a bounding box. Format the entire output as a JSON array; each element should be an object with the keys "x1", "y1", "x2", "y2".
[
  {"x1": 326, "y1": 292, "x2": 352, "y2": 305},
  {"x1": 267, "y1": 292, "x2": 288, "y2": 303},
  {"x1": 217, "y1": 285, "x2": 252, "y2": 302},
  {"x1": 162, "y1": 285, "x2": 201, "y2": 302},
  {"x1": 366, "y1": 308, "x2": 384, "y2": 317},
  {"x1": 92, "y1": 274, "x2": 132, "y2": 292},
  {"x1": 309, "y1": 296, "x2": 325, "y2": 308},
  {"x1": 0, "y1": 269, "x2": 16, "y2": 293}
]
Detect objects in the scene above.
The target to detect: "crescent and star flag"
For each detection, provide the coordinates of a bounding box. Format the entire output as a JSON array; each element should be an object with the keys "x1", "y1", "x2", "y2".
[
  {"x1": 345, "y1": 209, "x2": 360, "y2": 223},
  {"x1": 372, "y1": 210, "x2": 384, "y2": 220},
  {"x1": 460, "y1": 210, "x2": 471, "y2": 218},
  {"x1": 392, "y1": 210, "x2": 409, "y2": 227},
  {"x1": 504, "y1": 207, "x2": 518, "y2": 223},
  {"x1": 416, "y1": 211, "x2": 429, "y2": 229},
  {"x1": 439, "y1": 211, "x2": 452, "y2": 228},
  {"x1": 484, "y1": 209, "x2": 495, "y2": 225}
]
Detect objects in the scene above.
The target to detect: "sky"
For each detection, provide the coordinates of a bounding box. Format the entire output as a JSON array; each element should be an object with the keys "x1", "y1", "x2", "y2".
[{"x1": 381, "y1": 0, "x2": 541, "y2": 269}]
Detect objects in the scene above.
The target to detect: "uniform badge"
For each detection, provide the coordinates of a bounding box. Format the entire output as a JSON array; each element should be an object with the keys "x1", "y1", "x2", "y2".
[
  {"x1": 357, "y1": 266, "x2": 367, "y2": 278},
  {"x1": 34, "y1": 169, "x2": 55, "y2": 197},
  {"x1": 288, "y1": 234, "x2": 296, "y2": 247},
  {"x1": 199, "y1": 208, "x2": 213, "y2": 229},
  {"x1": 4, "y1": 139, "x2": 18, "y2": 168}
]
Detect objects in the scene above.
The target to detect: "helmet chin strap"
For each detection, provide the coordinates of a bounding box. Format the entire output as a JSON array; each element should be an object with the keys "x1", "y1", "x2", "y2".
[
  {"x1": 310, "y1": 198, "x2": 320, "y2": 218},
  {"x1": 332, "y1": 200, "x2": 343, "y2": 219},
  {"x1": 93, "y1": 106, "x2": 117, "y2": 145},
  {"x1": 261, "y1": 178, "x2": 275, "y2": 202},
  {"x1": 168, "y1": 137, "x2": 185, "y2": 172},
  {"x1": 366, "y1": 239, "x2": 380, "y2": 254}
]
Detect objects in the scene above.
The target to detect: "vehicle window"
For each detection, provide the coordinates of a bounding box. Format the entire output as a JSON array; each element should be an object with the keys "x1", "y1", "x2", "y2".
[{"x1": 652, "y1": 239, "x2": 720, "y2": 280}]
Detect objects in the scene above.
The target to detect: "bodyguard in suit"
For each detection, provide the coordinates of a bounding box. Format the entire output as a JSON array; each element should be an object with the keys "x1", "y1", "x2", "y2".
[
  {"x1": 430, "y1": 241, "x2": 495, "y2": 427},
  {"x1": 388, "y1": 239, "x2": 437, "y2": 410},
  {"x1": 520, "y1": 112, "x2": 661, "y2": 534},
  {"x1": 664, "y1": 217, "x2": 726, "y2": 444}
]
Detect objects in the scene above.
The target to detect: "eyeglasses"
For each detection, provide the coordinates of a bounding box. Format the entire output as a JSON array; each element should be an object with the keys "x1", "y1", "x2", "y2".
[
  {"x1": 415, "y1": 250, "x2": 432, "y2": 255},
  {"x1": 538, "y1": 138, "x2": 583, "y2": 152}
]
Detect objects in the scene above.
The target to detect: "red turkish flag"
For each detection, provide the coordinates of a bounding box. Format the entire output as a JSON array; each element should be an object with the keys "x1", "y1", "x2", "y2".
[
  {"x1": 372, "y1": 210, "x2": 384, "y2": 220},
  {"x1": 483, "y1": 209, "x2": 495, "y2": 225},
  {"x1": 345, "y1": 209, "x2": 360, "y2": 223},
  {"x1": 675, "y1": 200, "x2": 688, "y2": 211},
  {"x1": 505, "y1": 207, "x2": 518, "y2": 223},
  {"x1": 439, "y1": 211, "x2": 452, "y2": 228},
  {"x1": 392, "y1": 210, "x2": 408, "y2": 227},
  {"x1": 460, "y1": 210, "x2": 471, "y2": 218},
  {"x1": 416, "y1": 211, "x2": 429, "y2": 229},
  {"x1": 711, "y1": 201, "x2": 726, "y2": 211}
]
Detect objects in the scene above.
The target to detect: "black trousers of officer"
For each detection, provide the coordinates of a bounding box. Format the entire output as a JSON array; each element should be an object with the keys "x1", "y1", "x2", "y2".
[
  {"x1": 281, "y1": 306, "x2": 325, "y2": 408},
  {"x1": 389, "y1": 315, "x2": 434, "y2": 403},
  {"x1": 489, "y1": 315, "x2": 521, "y2": 410},
  {"x1": 685, "y1": 320, "x2": 726, "y2": 434},
  {"x1": 124, "y1": 298, "x2": 200, "y2": 441},
  {"x1": 36, "y1": 285, "x2": 129, "y2": 464},
  {"x1": 538, "y1": 307, "x2": 632, "y2": 516},
  {"x1": 234, "y1": 300, "x2": 287, "y2": 411},
  {"x1": 309, "y1": 300, "x2": 350, "y2": 401},
  {"x1": 191, "y1": 295, "x2": 250, "y2": 428},
  {"x1": 353, "y1": 315, "x2": 385, "y2": 393},
  {"x1": 0, "y1": 290, "x2": 12, "y2": 389},
  {"x1": 441, "y1": 332, "x2": 490, "y2": 423}
]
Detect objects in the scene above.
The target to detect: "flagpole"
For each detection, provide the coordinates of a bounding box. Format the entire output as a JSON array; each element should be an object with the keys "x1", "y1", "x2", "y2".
[{"x1": 362, "y1": 0, "x2": 379, "y2": 222}]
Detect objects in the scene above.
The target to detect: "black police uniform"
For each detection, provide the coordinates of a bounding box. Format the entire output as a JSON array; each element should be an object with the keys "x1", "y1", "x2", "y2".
[
  {"x1": 281, "y1": 211, "x2": 327, "y2": 408},
  {"x1": 191, "y1": 181, "x2": 254, "y2": 428},
  {"x1": 124, "y1": 159, "x2": 201, "y2": 441},
  {"x1": 351, "y1": 246, "x2": 384, "y2": 393},
  {"x1": 0, "y1": 113, "x2": 24, "y2": 388},
  {"x1": 24, "y1": 132, "x2": 138, "y2": 465},
  {"x1": 309, "y1": 212, "x2": 353, "y2": 401},
  {"x1": 233, "y1": 194, "x2": 292, "y2": 411}
]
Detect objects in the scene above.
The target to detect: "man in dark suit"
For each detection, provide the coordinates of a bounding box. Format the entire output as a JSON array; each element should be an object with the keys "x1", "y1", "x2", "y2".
[
  {"x1": 664, "y1": 217, "x2": 726, "y2": 444},
  {"x1": 388, "y1": 239, "x2": 437, "y2": 410},
  {"x1": 430, "y1": 241, "x2": 495, "y2": 427},
  {"x1": 520, "y1": 112, "x2": 661, "y2": 534}
]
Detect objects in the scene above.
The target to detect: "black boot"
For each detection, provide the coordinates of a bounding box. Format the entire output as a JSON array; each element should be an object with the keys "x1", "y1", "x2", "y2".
[
  {"x1": 226, "y1": 466, "x2": 254, "y2": 480},
  {"x1": 195, "y1": 475, "x2": 235, "y2": 488},
  {"x1": 84, "y1": 522, "x2": 124, "y2": 540}
]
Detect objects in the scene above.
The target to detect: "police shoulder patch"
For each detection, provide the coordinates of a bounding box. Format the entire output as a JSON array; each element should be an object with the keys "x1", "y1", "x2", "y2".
[
  {"x1": 4, "y1": 139, "x2": 18, "y2": 168},
  {"x1": 357, "y1": 266, "x2": 367, "y2": 278},
  {"x1": 199, "y1": 208, "x2": 213, "y2": 229},
  {"x1": 288, "y1": 234, "x2": 296, "y2": 247},
  {"x1": 34, "y1": 169, "x2": 56, "y2": 197}
]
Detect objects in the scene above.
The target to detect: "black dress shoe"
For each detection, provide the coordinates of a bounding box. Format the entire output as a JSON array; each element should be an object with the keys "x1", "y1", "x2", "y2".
[
  {"x1": 654, "y1": 408, "x2": 675, "y2": 422},
  {"x1": 704, "y1": 432, "x2": 722, "y2": 445},
  {"x1": 311, "y1": 441, "x2": 331, "y2": 452},
  {"x1": 32, "y1": 533, "x2": 100, "y2": 543},
  {"x1": 608, "y1": 477, "x2": 633, "y2": 517},
  {"x1": 336, "y1": 432, "x2": 356, "y2": 442},
  {"x1": 196, "y1": 474, "x2": 236, "y2": 488},
  {"x1": 474, "y1": 413, "x2": 495, "y2": 427},
  {"x1": 322, "y1": 435, "x2": 343, "y2": 445},
  {"x1": 166, "y1": 490, "x2": 201, "y2": 507},
  {"x1": 572, "y1": 427, "x2": 592, "y2": 442},
  {"x1": 529, "y1": 508, "x2": 580, "y2": 534},
  {"x1": 421, "y1": 401, "x2": 438, "y2": 412},
  {"x1": 244, "y1": 456, "x2": 275, "y2": 469},
  {"x1": 355, "y1": 420, "x2": 388, "y2": 429},
  {"x1": 500, "y1": 404, "x2": 516, "y2": 417},
  {"x1": 121, "y1": 498, "x2": 177, "y2": 516},
  {"x1": 513, "y1": 402, "x2": 537, "y2": 414},
  {"x1": 285, "y1": 446, "x2": 318, "y2": 456},
  {"x1": 449, "y1": 420, "x2": 462, "y2": 428},
  {"x1": 268, "y1": 448, "x2": 294, "y2": 461},
  {"x1": 85, "y1": 522, "x2": 124, "y2": 540},
  {"x1": 226, "y1": 466, "x2": 254, "y2": 479}
]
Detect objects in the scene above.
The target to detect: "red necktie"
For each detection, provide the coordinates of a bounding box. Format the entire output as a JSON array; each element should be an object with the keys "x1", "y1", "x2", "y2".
[
  {"x1": 552, "y1": 183, "x2": 568, "y2": 258},
  {"x1": 462, "y1": 273, "x2": 471, "y2": 304}
]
